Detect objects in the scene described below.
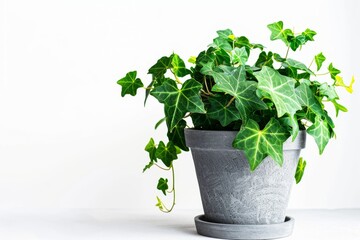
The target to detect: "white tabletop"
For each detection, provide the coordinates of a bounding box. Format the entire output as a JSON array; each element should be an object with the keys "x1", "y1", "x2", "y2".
[{"x1": 0, "y1": 209, "x2": 359, "y2": 240}]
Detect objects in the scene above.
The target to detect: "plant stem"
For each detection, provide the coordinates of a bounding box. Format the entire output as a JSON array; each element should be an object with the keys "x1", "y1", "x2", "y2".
[
  {"x1": 225, "y1": 96, "x2": 236, "y2": 107},
  {"x1": 143, "y1": 86, "x2": 154, "y2": 90},
  {"x1": 159, "y1": 164, "x2": 176, "y2": 213},
  {"x1": 170, "y1": 69, "x2": 182, "y2": 84},
  {"x1": 316, "y1": 72, "x2": 330, "y2": 76},
  {"x1": 154, "y1": 163, "x2": 171, "y2": 171},
  {"x1": 285, "y1": 46, "x2": 290, "y2": 59},
  {"x1": 308, "y1": 57, "x2": 314, "y2": 69}
]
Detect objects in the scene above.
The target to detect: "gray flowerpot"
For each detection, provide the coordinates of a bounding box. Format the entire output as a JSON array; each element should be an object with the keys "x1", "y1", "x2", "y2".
[{"x1": 185, "y1": 129, "x2": 306, "y2": 239}]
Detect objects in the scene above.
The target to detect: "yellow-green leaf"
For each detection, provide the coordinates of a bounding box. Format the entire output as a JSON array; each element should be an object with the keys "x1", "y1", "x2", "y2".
[{"x1": 335, "y1": 75, "x2": 355, "y2": 93}]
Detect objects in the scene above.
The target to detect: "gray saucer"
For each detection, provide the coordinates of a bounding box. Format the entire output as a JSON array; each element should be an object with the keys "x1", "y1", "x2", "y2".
[{"x1": 194, "y1": 215, "x2": 294, "y2": 240}]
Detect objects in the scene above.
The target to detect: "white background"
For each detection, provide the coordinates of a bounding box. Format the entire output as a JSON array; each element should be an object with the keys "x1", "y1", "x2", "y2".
[{"x1": 1, "y1": 0, "x2": 359, "y2": 211}]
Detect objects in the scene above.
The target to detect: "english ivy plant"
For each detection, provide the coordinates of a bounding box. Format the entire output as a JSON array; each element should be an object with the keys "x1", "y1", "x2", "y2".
[{"x1": 117, "y1": 21, "x2": 354, "y2": 212}]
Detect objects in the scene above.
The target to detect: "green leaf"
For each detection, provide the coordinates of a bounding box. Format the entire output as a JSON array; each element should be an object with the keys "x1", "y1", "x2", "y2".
[
  {"x1": 143, "y1": 161, "x2": 153, "y2": 173},
  {"x1": 213, "y1": 37, "x2": 232, "y2": 51},
  {"x1": 307, "y1": 116, "x2": 330, "y2": 154},
  {"x1": 295, "y1": 157, "x2": 307, "y2": 184},
  {"x1": 267, "y1": 21, "x2": 293, "y2": 45},
  {"x1": 335, "y1": 75, "x2": 355, "y2": 93},
  {"x1": 117, "y1": 71, "x2": 144, "y2": 97},
  {"x1": 157, "y1": 178, "x2": 169, "y2": 195},
  {"x1": 148, "y1": 56, "x2": 173, "y2": 79},
  {"x1": 211, "y1": 66, "x2": 267, "y2": 120},
  {"x1": 319, "y1": 83, "x2": 338, "y2": 101},
  {"x1": 191, "y1": 113, "x2": 223, "y2": 130},
  {"x1": 332, "y1": 99, "x2": 348, "y2": 117},
  {"x1": 254, "y1": 66, "x2": 302, "y2": 117},
  {"x1": 151, "y1": 79, "x2": 205, "y2": 131},
  {"x1": 283, "y1": 58, "x2": 314, "y2": 75},
  {"x1": 154, "y1": 117, "x2": 166, "y2": 129},
  {"x1": 255, "y1": 51, "x2": 273, "y2": 68},
  {"x1": 200, "y1": 61, "x2": 215, "y2": 75},
  {"x1": 315, "y1": 52, "x2": 326, "y2": 71},
  {"x1": 296, "y1": 83, "x2": 324, "y2": 117},
  {"x1": 233, "y1": 118, "x2": 290, "y2": 171},
  {"x1": 155, "y1": 141, "x2": 178, "y2": 167},
  {"x1": 273, "y1": 53, "x2": 286, "y2": 62},
  {"x1": 207, "y1": 94, "x2": 241, "y2": 127},
  {"x1": 328, "y1": 63, "x2": 341, "y2": 80},
  {"x1": 145, "y1": 138, "x2": 157, "y2": 162},
  {"x1": 217, "y1": 29, "x2": 233, "y2": 39},
  {"x1": 280, "y1": 114, "x2": 299, "y2": 141},
  {"x1": 171, "y1": 53, "x2": 191, "y2": 77},
  {"x1": 288, "y1": 35, "x2": 306, "y2": 51},
  {"x1": 167, "y1": 119, "x2": 189, "y2": 151},
  {"x1": 230, "y1": 47, "x2": 248, "y2": 65},
  {"x1": 302, "y1": 28, "x2": 317, "y2": 41}
]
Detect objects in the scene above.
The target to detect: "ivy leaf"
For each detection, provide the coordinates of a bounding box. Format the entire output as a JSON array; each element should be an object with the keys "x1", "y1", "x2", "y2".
[
  {"x1": 255, "y1": 51, "x2": 274, "y2": 68},
  {"x1": 117, "y1": 71, "x2": 144, "y2": 97},
  {"x1": 155, "y1": 141, "x2": 178, "y2": 167},
  {"x1": 295, "y1": 157, "x2": 307, "y2": 184},
  {"x1": 307, "y1": 116, "x2": 330, "y2": 154},
  {"x1": 200, "y1": 60, "x2": 215, "y2": 75},
  {"x1": 328, "y1": 63, "x2": 341, "y2": 80},
  {"x1": 171, "y1": 53, "x2": 191, "y2": 77},
  {"x1": 288, "y1": 35, "x2": 306, "y2": 51},
  {"x1": 145, "y1": 138, "x2": 157, "y2": 162},
  {"x1": 319, "y1": 83, "x2": 338, "y2": 101},
  {"x1": 314, "y1": 52, "x2": 326, "y2": 71},
  {"x1": 207, "y1": 94, "x2": 241, "y2": 127},
  {"x1": 233, "y1": 118, "x2": 290, "y2": 171},
  {"x1": 191, "y1": 113, "x2": 223, "y2": 130},
  {"x1": 283, "y1": 58, "x2": 314, "y2": 75},
  {"x1": 332, "y1": 99, "x2": 348, "y2": 117},
  {"x1": 296, "y1": 83, "x2": 324, "y2": 117},
  {"x1": 157, "y1": 178, "x2": 169, "y2": 195},
  {"x1": 188, "y1": 56, "x2": 197, "y2": 64},
  {"x1": 148, "y1": 56, "x2": 173, "y2": 79},
  {"x1": 155, "y1": 196, "x2": 164, "y2": 210},
  {"x1": 302, "y1": 28, "x2": 317, "y2": 41},
  {"x1": 211, "y1": 66, "x2": 267, "y2": 120},
  {"x1": 230, "y1": 47, "x2": 248, "y2": 65},
  {"x1": 267, "y1": 21, "x2": 293, "y2": 45},
  {"x1": 273, "y1": 53, "x2": 286, "y2": 62},
  {"x1": 143, "y1": 162, "x2": 153, "y2": 173},
  {"x1": 335, "y1": 75, "x2": 355, "y2": 93},
  {"x1": 167, "y1": 119, "x2": 189, "y2": 151},
  {"x1": 154, "y1": 117, "x2": 166, "y2": 129},
  {"x1": 213, "y1": 37, "x2": 232, "y2": 51},
  {"x1": 254, "y1": 66, "x2": 302, "y2": 118},
  {"x1": 280, "y1": 114, "x2": 299, "y2": 141},
  {"x1": 216, "y1": 29, "x2": 233, "y2": 39},
  {"x1": 151, "y1": 79, "x2": 205, "y2": 131}
]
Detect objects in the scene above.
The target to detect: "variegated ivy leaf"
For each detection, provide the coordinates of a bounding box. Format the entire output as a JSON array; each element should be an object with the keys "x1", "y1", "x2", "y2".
[
  {"x1": 151, "y1": 79, "x2": 205, "y2": 131},
  {"x1": 315, "y1": 52, "x2": 326, "y2": 71},
  {"x1": 230, "y1": 47, "x2": 248, "y2": 65},
  {"x1": 267, "y1": 21, "x2": 293, "y2": 45},
  {"x1": 307, "y1": 116, "x2": 330, "y2": 154},
  {"x1": 296, "y1": 83, "x2": 324, "y2": 117},
  {"x1": 211, "y1": 66, "x2": 267, "y2": 120},
  {"x1": 117, "y1": 71, "x2": 144, "y2": 97},
  {"x1": 233, "y1": 118, "x2": 290, "y2": 171},
  {"x1": 283, "y1": 58, "x2": 314, "y2": 75},
  {"x1": 254, "y1": 66, "x2": 302, "y2": 118},
  {"x1": 279, "y1": 114, "x2": 299, "y2": 141},
  {"x1": 207, "y1": 94, "x2": 241, "y2": 127}
]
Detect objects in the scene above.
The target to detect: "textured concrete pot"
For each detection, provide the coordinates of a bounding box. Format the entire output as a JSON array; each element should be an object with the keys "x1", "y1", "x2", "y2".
[{"x1": 185, "y1": 129, "x2": 306, "y2": 239}]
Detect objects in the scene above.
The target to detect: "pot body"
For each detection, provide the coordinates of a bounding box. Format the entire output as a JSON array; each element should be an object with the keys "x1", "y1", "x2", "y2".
[{"x1": 185, "y1": 129, "x2": 306, "y2": 225}]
